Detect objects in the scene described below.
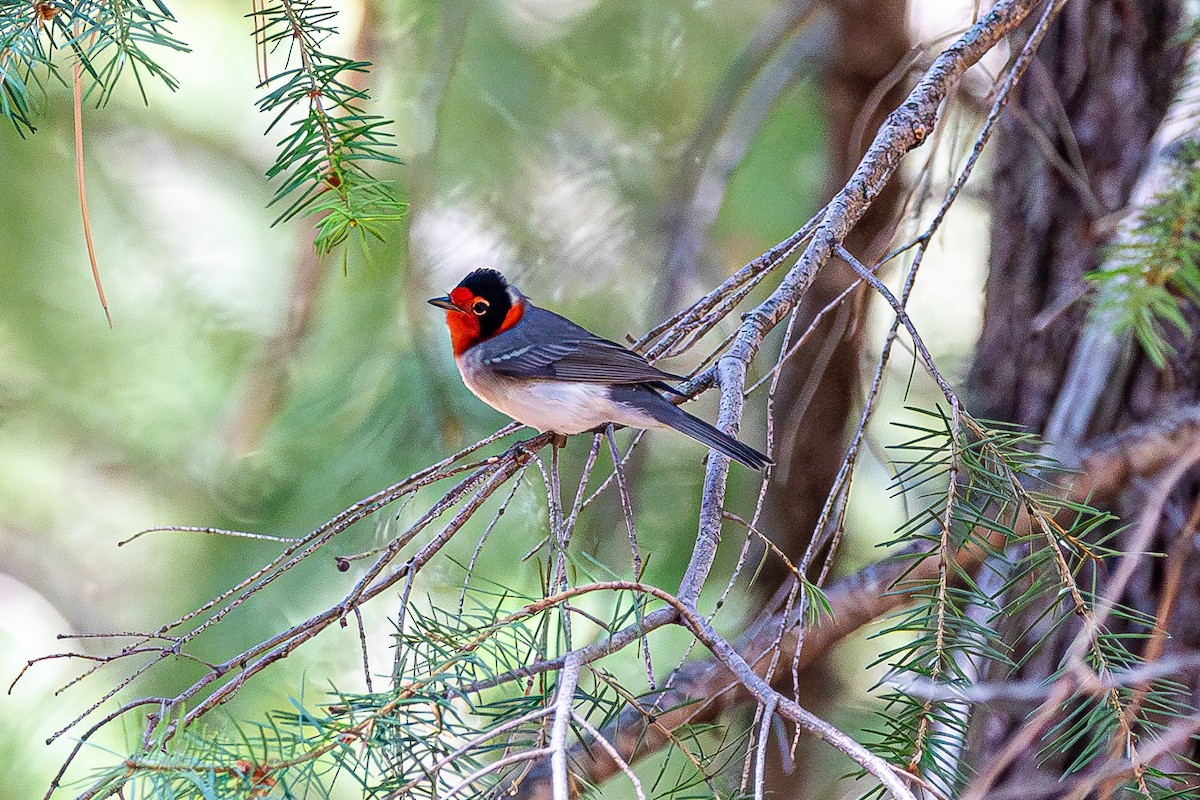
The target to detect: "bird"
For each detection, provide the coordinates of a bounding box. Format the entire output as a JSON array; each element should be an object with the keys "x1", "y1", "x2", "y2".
[{"x1": 428, "y1": 269, "x2": 771, "y2": 471}]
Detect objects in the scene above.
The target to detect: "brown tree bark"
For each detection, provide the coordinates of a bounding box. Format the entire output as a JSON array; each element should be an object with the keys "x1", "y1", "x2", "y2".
[
  {"x1": 969, "y1": 1, "x2": 1184, "y2": 429},
  {"x1": 967, "y1": 0, "x2": 1194, "y2": 790}
]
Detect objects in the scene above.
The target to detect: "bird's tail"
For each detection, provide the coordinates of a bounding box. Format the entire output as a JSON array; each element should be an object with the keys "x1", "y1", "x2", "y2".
[
  {"x1": 618, "y1": 387, "x2": 771, "y2": 471},
  {"x1": 664, "y1": 408, "x2": 773, "y2": 471}
]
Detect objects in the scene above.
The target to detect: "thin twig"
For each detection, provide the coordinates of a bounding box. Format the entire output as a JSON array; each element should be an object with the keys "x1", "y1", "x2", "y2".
[
  {"x1": 549, "y1": 651, "x2": 581, "y2": 800},
  {"x1": 440, "y1": 749, "x2": 553, "y2": 800},
  {"x1": 605, "y1": 425, "x2": 654, "y2": 690},
  {"x1": 893, "y1": 653, "x2": 1200, "y2": 705},
  {"x1": 570, "y1": 711, "x2": 648, "y2": 800},
  {"x1": 383, "y1": 708, "x2": 554, "y2": 800},
  {"x1": 753, "y1": 696, "x2": 778, "y2": 800}
]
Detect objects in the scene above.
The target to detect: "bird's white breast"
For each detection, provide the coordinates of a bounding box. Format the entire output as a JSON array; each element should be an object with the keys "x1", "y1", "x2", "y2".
[{"x1": 455, "y1": 350, "x2": 661, "y2": 435}]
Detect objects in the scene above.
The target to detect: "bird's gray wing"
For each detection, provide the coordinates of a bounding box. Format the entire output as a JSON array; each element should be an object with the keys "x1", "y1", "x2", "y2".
[{"x1": 477, "y1": 305, "x2": 684, "y2": 385}]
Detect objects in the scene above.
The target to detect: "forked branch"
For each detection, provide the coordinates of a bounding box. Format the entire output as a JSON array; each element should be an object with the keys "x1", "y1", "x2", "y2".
[{"x1": 18, "y1": 2, "x2": 1064, "y2": 799}]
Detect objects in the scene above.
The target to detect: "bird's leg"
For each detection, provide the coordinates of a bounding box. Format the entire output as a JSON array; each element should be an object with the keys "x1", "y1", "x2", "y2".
[
  {"x1": 587, "y1": 423, "x2": 626, "y2": 434},
  {"x1": 551, "y1": 432, "x2": 568, "y2": 449}
]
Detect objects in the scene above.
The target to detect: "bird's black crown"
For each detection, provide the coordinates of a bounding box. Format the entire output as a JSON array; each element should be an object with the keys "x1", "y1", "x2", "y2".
[
  {"x1": 458, "y1": 269, "x2": 509, "y2": 299},
  {"x1": 458, "y1": 269, "x2": 514, "y2": 338}
]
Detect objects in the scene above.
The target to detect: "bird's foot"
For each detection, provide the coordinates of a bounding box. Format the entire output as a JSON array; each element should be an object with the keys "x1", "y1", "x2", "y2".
[{"x1": 586, "y1": 423, "x2": 627, "y2": 434}]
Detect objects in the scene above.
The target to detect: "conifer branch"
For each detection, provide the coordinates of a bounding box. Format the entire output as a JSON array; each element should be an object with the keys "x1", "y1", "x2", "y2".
[{"x1": 252, "y1": 0, "x2": 404, "y2": 255}]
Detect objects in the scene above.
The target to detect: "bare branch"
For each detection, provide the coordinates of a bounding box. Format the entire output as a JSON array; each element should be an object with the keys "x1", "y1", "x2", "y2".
[{"x1": 549, "y1": 652, "x2": 581, "y2": 800}]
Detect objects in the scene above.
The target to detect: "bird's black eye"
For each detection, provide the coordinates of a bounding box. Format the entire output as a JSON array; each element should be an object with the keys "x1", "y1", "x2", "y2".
[{"x1": 472, "y1": 298, "x2": 490, "y2": 315}]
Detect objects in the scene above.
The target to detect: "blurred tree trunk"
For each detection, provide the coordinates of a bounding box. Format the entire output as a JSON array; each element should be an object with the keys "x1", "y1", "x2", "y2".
[
  {"x1": 966, "y1": 0, "x2": 1196, "y2": 789},
  {"x1": 758, "y1": 0, "x2": 910, "y2": 793},
  {"x1": 759, "y1": 0, "x2": 909, "y2": 590}
]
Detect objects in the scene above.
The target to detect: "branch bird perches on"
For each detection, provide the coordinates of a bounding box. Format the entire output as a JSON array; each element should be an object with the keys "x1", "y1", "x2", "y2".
[{"x1": 17, "y1": 3, "x2": 1140, "y2": 799}]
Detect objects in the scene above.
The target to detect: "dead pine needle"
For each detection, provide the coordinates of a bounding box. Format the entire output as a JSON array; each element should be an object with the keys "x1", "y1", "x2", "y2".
[{"x1": 73, "y1": 59, "x2": 111, "y2": 327}]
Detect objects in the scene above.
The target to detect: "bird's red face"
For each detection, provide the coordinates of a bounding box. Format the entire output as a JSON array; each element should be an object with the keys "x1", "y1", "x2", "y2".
[{"x1": 429, "y1": 270, "x2": 524, "y2": 356}]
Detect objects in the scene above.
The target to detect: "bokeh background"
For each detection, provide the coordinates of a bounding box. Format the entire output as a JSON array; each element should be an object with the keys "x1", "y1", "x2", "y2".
[{"x1": 0, "y1": 1, "x2": 989, "y2": 796}]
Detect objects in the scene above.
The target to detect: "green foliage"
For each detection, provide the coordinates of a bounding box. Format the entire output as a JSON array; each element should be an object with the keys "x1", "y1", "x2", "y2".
[
  {"x1": 0, "y1": 0, "x2": 186, "y2": 135},
  {"x1": 0, "y1": 0, "x2": 403, "y2": 256},
  {"x1": 865, "y1": 408, "x2": 1199, "y2": 799},
  {"x1": 1087, "y1": 141, "x2": 1200, "y2": 368},
  {"x1": 86, "y1": 585, "x2": 739, "y2": 800},
  {"x1": 253, "y1": 1, "x2": 405, "y2": 256}
]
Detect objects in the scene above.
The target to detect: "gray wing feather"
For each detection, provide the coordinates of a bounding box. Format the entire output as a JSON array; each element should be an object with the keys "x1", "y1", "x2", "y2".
[{"x1": 477, "y1": 305, "x2": 684, "y2": 385}]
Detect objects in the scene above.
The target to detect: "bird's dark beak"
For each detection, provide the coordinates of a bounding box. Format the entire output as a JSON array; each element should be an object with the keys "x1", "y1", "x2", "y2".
[{"x1": 428, "y1": 295, "x2": 458, "y2": 311}]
